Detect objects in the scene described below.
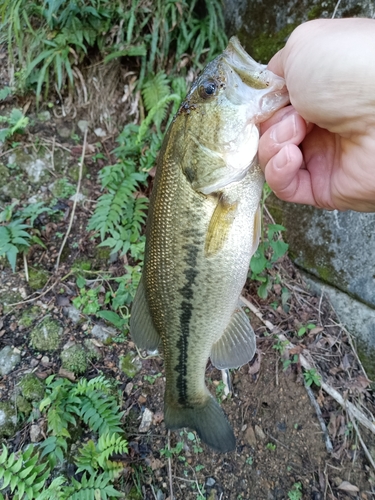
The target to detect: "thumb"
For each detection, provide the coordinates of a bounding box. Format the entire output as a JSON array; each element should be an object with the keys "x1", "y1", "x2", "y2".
[{"x1": 266, "y1": 49, "x2": 285, "y2": 78}]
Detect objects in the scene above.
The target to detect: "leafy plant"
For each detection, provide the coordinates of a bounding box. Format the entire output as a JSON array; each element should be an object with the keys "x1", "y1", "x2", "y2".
[
  {"x1": 297, "y1": 323, "x2": 316, "y2": 337},
  {"x1": 266, "y1": 442, "x2": 276, "y2": 451},
  {"x1": 288, "y1": 482, "x2": 303, "y2": 500},
  {"x1": 0, "y1": 108, "x2": 29, "y2": 141},
  {"x1": 303, "y1": 368, "x2": 322, "y2": 387},
  {"x1": 75, "y1": 433, "x2": 128, "y2": 476},
  {"x1": 0, "y1": 219, "x2": 32, "y2": 271}
]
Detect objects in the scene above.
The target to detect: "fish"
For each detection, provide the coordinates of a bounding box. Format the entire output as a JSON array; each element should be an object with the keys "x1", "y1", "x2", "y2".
[{"x1": 130, "y1": 36, "x2": 289, "y2": 452}]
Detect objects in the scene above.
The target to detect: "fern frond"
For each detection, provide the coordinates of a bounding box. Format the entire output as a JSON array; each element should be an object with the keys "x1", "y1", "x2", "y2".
[
  {"x1": 97, "y1": 433, "x2": 128, "y2": 468},
  {"x1": 68, "y1": 472, "x2": 123, "y2": 500},
  {"x1": 75, "y1": 439, "x2": 98, "y2": 475},
  {"x1": 142, "y1": 71, "x2": 170, "y2": 113},
  {"x1": 0, "y1": 444, "x2": 50, "y2": 499}
]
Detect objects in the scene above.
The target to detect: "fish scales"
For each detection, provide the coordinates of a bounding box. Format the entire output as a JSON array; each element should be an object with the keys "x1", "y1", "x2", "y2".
[{"x1": 130, "y1": 37, "x2": 289, "y2": 452}]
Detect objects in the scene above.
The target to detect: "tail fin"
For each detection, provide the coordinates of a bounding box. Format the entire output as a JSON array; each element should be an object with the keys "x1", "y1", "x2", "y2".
[{"x1": 164, "y1": 396, "x2": 236, "y2": 453}]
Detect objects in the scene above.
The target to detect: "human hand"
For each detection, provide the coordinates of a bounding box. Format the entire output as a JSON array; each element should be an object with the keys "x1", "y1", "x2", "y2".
[{"x1": 258, "y1": 18, "x2": 375, "y2": 212}]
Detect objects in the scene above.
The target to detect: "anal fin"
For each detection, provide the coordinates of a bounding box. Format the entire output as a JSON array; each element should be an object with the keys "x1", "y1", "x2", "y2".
[
  {"x1": 210, "y1": 304, "x2": 256, "y2": 369},
  {"x1": 129, "y1": 276, "x2": 161, "y2": 350}
]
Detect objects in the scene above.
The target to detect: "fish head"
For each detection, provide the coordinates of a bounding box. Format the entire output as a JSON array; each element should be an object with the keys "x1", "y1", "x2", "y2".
[{"x1": 177, "y1": 36, "x2": 289, "y2": 194}]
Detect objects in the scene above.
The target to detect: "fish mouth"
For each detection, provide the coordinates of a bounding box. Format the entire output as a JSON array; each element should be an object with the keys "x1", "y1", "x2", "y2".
[{"x1": 223, "y1": 36, "x2": 286, "y2": 92}]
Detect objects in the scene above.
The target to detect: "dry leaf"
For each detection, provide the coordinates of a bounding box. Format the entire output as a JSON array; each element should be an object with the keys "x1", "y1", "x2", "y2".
[
  {"x1": 337, "y1": 481, "x2": 359, "y2": 492},
  {"x1": 248, "y1": 353, "x2": 261, "y2": 375},
  {"x1": 308, "y1": 326, "x2": 324, "y2": 336},
  {"x1": 58, "y1": 368, "x2": 76, "y2": 381}
]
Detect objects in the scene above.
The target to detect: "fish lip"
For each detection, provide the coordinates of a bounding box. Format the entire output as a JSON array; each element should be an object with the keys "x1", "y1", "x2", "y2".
[{"x1": 222, "y1": 36, "x2": 286, "y2": 91}]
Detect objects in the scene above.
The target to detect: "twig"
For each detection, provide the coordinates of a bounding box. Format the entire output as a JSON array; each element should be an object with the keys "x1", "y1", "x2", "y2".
[
  {"x1": 167, "y1": 431, "x2": 174, "y2": 500},
  {"x1": 149, "y1": 484, "x2": 158, "y2": 500},
  {"x1": 304, "y1": 381, "x2": 333, "y2": 453},
  {"x1": 55, "y1": 129, "x2": 87, "y2": 271},
  {"x1": 23, "y1": 253, "x2": 29, "y2": 283},
  {"x1": 349, "y1": 412, "x2": 375, "y2": 471},
  {"x1": 240, "y1": 295, "x2": 275, "y2": 332},
  {"x1": 332, "y1": 0, "x2": 342, "y2": 18}
]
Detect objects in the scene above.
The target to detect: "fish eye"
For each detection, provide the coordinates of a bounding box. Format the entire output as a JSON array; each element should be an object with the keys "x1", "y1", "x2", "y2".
[{"x1": 199, "y1": 80, "x2": 217, "y2": 98}]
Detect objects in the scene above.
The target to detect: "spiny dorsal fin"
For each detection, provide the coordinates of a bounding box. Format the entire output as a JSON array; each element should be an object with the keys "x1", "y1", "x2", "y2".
[
  {"x1": 129, "y1": 277, "x2": 161, "y2": 350},
  {"x1": 204, "y1": 194, "x2": 238, "y2": 257},
  {"x1": 210, "y1": 304, "x2": 256, "y2": 369}
]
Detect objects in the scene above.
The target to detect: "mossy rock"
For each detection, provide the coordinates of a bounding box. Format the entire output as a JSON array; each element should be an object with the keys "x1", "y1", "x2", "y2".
[
  {"x1": 93, "y1": 247, "x2": 112, "y2": 268},
  {"x1": 60, "y1": 344, "x2": 88, "y2": 374},
  {"x1": 28, "y1": 267, "x2": 49, "y2": 290},
  {"x1": 0, "y1": 401, "x2": 17, "y2": 438},
  {"x1": 18, "y1": 373, "x2": 45, "y2": 402},
  {"x1": 83, "y1": 339, "x2": 102, "y2": 361},
  {"x1": 1, "y1": 290, "x2": 23, "y2": 313},
  {"x1": 30, "y1": 318, "x2": 62, "y2": 352},
  {"x1": 15, "y1": 395, "x2": 32, "y2": 415},
  {"x1": 19, "y1": 306, "x2": 41, "y2": 328},
  {"x1": 119, "y1": 352, "x2": 142, "y2": 379}
]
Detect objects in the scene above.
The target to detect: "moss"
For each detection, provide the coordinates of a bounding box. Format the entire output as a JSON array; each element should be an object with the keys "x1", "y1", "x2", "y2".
[
  {"x1": 72, "y1": 258, "x2": 92, "y2": 273},
  {"x1": 68, "y1": 163, "x2": 88, "y2": 182},
  {"x1": 94, "y1": 247, "x2": 112, "y2": 268},
  {"x1": 28, "y1": 267, "x2": 49, "y2": 290},
  {"x1": 357, "y1": 343, "x2": 375, "y2": 381},
  {"x1": 245, "y1": 23, "x2": 297, "y2": 64},
  {"x1": 126, "y1": 487, "x2": 143, "y2": 500},
  {"x1": 30, "y1": 317, "x2": 62, "y2": 351},
  {"x1": 0, "y1": 401, "x2": 17, "y2": 438},
  {"x1": 83, "y1": 339, "x2": 102, "y2": 361},
  {"x1": 15, "y1": 395, "x2": 32, "y2": 415},
  {"x1": 1, "y1": 290, "x2": 23, "y2": 313},
  {"x1": 50, "y1": 178, "x2": 76, "y2": 198},
  {"x1": 18, "y1": 373, "x2": 45, "y2": 401},
  {"x1": 19, "y1": 306, "x2": 41, "y2": 327},
  {"x1": 119, "y1": 352, "x2": 142, "y2": 379},
  {"x1": 60, "y1": 344, "x2": 88, "y2": 374}
]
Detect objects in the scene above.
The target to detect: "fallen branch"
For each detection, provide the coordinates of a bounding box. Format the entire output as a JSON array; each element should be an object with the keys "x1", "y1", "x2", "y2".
[
  {"x1": 167, "y1": 431, "x2": 174, "y2": 500},
  {"x1": 304, "y1": 381, "x2": 333, "y2": 454},
  {"x1": 55, "y1": 128, "x2": 87, "y2": 271},
  {"x1": 349, "y1": 413, "x2": 375, "y2": 471}
]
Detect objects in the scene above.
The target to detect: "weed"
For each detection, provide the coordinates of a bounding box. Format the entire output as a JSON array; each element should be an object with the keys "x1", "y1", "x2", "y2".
[
  {"x1": 143, "y1": 373, "x2": 162, "y2": 385},
  {"x1": 245, "y1": 456, "x2": 253, "y2": 465},
  {"x1": 288, "y1": 482, "x2": 303, "y2": 500},
  {"x1": 304, "y1": 368, "x2": 322, "y2": 387},
  {"x1": 297, "y1": 323, "x2": 316, "y2": 337},
  {"x1": 282, "y1": 354, "x2": 299, "y2": 371},
  {"x1": 0, "y1": 108, "x2": 29, "y2": 141},
  {"x1": 273, "y1": 339, "x2": 289, "y2": 355},
  {"x1": 266, "y1": 442, "x2": 276, "y2": 451},
  {"x1": 215, "y1": 380, "x2": 227, "y2": 403}
]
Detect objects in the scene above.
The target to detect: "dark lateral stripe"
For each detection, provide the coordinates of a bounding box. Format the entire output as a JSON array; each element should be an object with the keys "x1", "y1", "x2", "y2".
[{"x1": 175, "y1": 243, "x2": 199, "y2": 406}]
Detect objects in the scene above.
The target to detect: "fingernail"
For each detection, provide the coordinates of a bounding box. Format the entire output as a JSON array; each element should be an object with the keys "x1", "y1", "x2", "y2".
[{"x1": 270, "y1": 114, "x2": 297, "y2": 143}]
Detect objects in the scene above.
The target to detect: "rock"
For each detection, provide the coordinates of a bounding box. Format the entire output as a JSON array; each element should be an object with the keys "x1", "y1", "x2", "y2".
[
  {"x1": 65, "y1": 305, "x2": 81, "y2": 324},
  {"x1": 206, "y1": 478, "x2": 216, "y2": 487},
  {"x1": 69, "y1": 192, "x2": 86, "y2": 203},
  {"x1": 30, "y1": 423, "x2": 43, "y2": 442},
  {"x1": 41, "y1": 356, "x2": 50, "y2": 365},
  {"x1": 37, "y1": 111, "x2": 51, "y2": 122},
  {"x1": 94, "y1": 127, "x2": 106, "y2": 137},
  {"x1": 139, "y1": 408, "x2": 153, "y2": 433},
  {"x1": 125, "y1": 382, "x2": 133, "y2": 396},
  {"x1": 57, "y1": 126, "x2": 72, "y2": 138},
  {"x1": 30, "y1": 318, "x2": 62, "y2": 351},
  {"x1": 83, "y1": 339, "x2": 102, "y2": 361},
  {"x1": 0, "y1": 345, "x2": 21, "y2": 375},
  {"x1": 77, "y1": 120, "x2": 89, "y2": 133},
  {"x1": 119, "y1": 352, "x2": 142, "y2": 378},
  {"x1": 60, "y1": 344, "x2": 88, "y2": 375},
  {"x1": 254, "y1": 425, "x2": 266, "y2": 441},
  {"x1": 58, "y1": 368, "x2": 76, "y2": 381},
  {"x1": 0, "y1": 402, "x2": 17, "y2": 438},
  {"x1": 91, "y1": 323, "x2": 116, "y2": 343},
  {"x1": 244, "y1": 425, "x2": 257, "y2": 447},
  {"x1": 18, "y1": 373, "x2": 45, "y2": 401}
]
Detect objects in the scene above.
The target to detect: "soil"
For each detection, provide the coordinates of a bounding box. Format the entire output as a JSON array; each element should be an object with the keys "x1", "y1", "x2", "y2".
[{"x1": 1, "y1": 61, "x2": 375, "y2": 500}]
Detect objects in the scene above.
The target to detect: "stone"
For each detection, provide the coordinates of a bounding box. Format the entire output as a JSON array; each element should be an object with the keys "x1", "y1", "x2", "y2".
[
  {"x1": 77, "y1": 120, "x2": 89, "y2": 133},
  {"x1": 0, "y1": 345, "x2": 21, "y2": 375},
  {"x1": 65, "y1": 305, "x2": 81, "y2": 324},
  {"x1": 0, "y1": 402, "x2": 17, "y2": 438},
  {"x1": 94, "y1": 127, "x2": 106, "y2": 137},
  {"x1": 30, "y1": 318, "x2": 62, "y2": 351},
  {"x1": 119, "y1": 352, "x2": 142, "y2": 378},
  {"x1": 69, "y1": 192, "x2": 86, "y2": 203},
  {"x1": 57, "y1": 126, "x2": 72, "y2": 138},
  {"x1": 83, "y1": 339, "x2": 102, "y2": 361},
  {"x1": 18, "y1": 373, "x2": 45, "y2": 401},
  {"x1": 30, "y1": 423, "x2": 43, "y2": 442},
  {"x1": 91, "y1": 323, "x2": 116, "y2": 343},
  {"x1": 60, "y1": 344, "x2": 88, "y2": 375},
  {"x1": 244, "y1": 425, "x2": 257, "y2": 447},
  {"x1": 206, "y1": 478, "x2": 216, "y2": 487},
  {"x1": 125, "y1": 382, "x2": 133, "y2": 396},
  {"x1": 254, "y1": 425, "x2": 266, "y2": 441},
  {"x1": 139, "y1": 408, "x2": 153, "y2": 432}
]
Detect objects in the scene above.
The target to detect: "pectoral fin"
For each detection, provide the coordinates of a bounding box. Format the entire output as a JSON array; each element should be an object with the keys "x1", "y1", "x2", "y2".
[
  {"x1": 129, "y1": 277, "x2": 161, "y2": 350},
  {"x1": 205, "y1": 195, "x2": 237, "y2": 257},
  {"x1": 210, "y1": 304, "x2": 256, "y2": 369}
]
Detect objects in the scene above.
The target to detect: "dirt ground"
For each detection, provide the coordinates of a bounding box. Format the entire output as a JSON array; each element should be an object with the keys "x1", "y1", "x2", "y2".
[{"x1": 1, "y1": 60, "x2": 375, "y2": 500}]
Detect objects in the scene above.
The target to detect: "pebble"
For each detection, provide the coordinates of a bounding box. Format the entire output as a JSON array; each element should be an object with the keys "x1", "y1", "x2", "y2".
[
  {"x1": 206, "y1": 478, "x2": 216, "y2": 487},
  {"x1": 77, "y1": 120, "x2": 89, "y2": 133},
  {"x1": 254, "y1": 425, "x2": 266, "y2": 441},
  {"x1": 94, "y1": 127, "x2": 106, "y2": 137},
  {"x1": 124, "y1": 382, "x2": 133, "y2": 397},
  {"x1": 64, "y1": 306, "x2": 81, "y2": 324},
  {"x1": 30, "y1": 424, "x2": 43, "y2": 443},
  {"x1": 244, "y1": 426, "x2": 257, "y2": 447},
  {"x1": 0, "y1": 346, "x2": 21, "y2": 376},
  {"x1": 91, "y1": 324, "x2": 116, "y2": 342},
  {"x1": 139, "y1": 408, "x2": 153, "y2": 433},
  {"x1": 41, "y1": 356, "x2": 50, "y2": 365}
]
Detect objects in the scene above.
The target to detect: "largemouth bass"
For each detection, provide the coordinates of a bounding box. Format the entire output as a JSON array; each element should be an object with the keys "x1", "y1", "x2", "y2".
[{"x1": 130, "y1": 37, "x2": 289, "y2": 452}]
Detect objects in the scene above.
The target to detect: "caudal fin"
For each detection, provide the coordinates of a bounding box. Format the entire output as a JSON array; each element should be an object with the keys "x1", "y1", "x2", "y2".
[{"x1": 164, "y1": 396, "x2": 236, "y2": 453}]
